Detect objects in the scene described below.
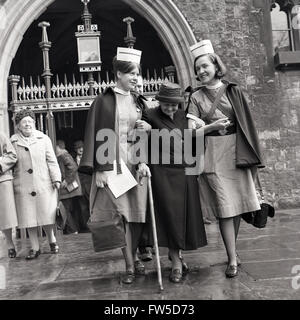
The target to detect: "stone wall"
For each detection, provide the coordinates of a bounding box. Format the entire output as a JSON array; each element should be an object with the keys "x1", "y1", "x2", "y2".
[{"x1": 173, "y1": 0, "x2": 300, "y2": 208}]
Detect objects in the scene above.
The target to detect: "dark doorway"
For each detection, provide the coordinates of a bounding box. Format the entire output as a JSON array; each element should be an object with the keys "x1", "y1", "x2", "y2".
[
  {"x1": 55, "y1": 110, "x2": 88, "y2": 154},
  {"x1": 9, "y1": 0, "x2": 173, "y2": 80}
]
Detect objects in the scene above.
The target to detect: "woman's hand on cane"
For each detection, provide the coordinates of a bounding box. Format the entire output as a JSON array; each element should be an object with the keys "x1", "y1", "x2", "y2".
[
  {"x1": 137, "y1": 163, "x2": 151, "y2": 185},
  {"x1": 95, "y1": 171, "x2": 108, "y2": 188}
]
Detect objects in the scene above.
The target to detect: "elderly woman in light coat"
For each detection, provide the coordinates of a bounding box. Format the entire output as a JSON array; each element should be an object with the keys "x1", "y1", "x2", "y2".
[
  {"x1": 11, "y1": 110, "x2": 61, "y2": 260},
  {"x1": 0, "y1": 132, "x2": 18, "y2": 258}
]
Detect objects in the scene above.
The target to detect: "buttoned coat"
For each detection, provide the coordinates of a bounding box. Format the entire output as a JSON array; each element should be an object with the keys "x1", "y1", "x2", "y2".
[
  {"x1": 10, "y1": 130, "x2": 61, "y2": 228},
  {"x1": 0, "y1": 132, "x2": 17, "y2": 182},
  {"x1": 0, "y1": 132, "x2": 18, "y2": 230}
]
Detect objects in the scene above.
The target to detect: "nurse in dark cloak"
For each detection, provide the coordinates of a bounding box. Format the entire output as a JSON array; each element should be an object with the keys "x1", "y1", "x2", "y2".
[{"x1": 79, "y1": 47, "x2": 151, "y2": 284}]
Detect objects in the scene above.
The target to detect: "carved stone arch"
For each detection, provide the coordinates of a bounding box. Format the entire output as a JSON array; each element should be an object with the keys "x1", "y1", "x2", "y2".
[
  {"x1": 0, "y1": 0, "x2": 197, "y2": 132},
  {"x1": 122, "y1": 0, "x2": 197, "y2": 87}
]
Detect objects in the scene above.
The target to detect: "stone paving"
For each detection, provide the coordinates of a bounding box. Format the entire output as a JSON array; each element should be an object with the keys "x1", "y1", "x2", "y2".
[{"x1": 0, "y1": 209, "x2": 300, "y2": 300}]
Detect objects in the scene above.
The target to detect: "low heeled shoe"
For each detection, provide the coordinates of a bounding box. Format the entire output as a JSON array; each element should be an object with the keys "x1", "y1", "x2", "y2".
[
  {"x1": 140, "y1": 249, "x2": 153, "y2": 262},
  {"x1": 169, "y1": 268, "x2": 182, "y2": 283},
  {"x1": 225, "y1": 264, "x2": 238, "y2": 278},
  {"x1": 25, "y1": 249, "x2": 41, "y2": 260},
  {"x1": 122, "y1": 270, "x2": 135, "y2": 284},
  {"x1": 168, "y1": 254, "x2": 189, "y2": 273},
  {"x1": 134, "y1": 260, "x2": 145, "y2": 275},
  {"x1": 8, "y1": 248, "x2": 17, "y2": 258},
  {"x1": 49, "y1": 242, "x2": 59, "y2": 254}
]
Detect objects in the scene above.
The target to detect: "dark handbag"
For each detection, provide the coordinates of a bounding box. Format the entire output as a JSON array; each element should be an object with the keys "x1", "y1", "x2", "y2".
[
  {"x1": 242, "y1": 175, "x2": 275, "y2": 228},
  {"x1": 56, "y1": 201, "x2": 67, "y2": 230},
  {"x1": 242, "y1": 203, "x2": 275, "y2": 228},
  {"x1": 87, "y1": 212, "x2": 126, "y2": 252}
]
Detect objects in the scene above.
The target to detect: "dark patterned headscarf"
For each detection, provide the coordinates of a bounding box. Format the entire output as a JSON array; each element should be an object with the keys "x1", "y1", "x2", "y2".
[{"x1": 15, "y1": 109, "x2": 35, "y2": 124}]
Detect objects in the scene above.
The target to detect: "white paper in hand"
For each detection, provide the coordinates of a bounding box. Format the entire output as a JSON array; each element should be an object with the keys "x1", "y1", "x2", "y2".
[
  {"x1": 106, "y1": 159, "x2": 138, "y2": 198},
  {"x1": 186, "y1": 113, "x2": 206, "y2": 128}
]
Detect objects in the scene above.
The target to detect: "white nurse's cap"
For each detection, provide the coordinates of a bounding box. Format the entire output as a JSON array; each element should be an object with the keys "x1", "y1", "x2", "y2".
[
  {"x1": 190, "y1": 40, "x2": 214, "y2": 59},
  {"x1": 117, "y1": 47, "x2": 142, "y2": 64}
]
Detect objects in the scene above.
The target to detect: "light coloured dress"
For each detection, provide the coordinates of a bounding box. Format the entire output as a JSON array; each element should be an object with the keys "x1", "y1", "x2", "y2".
[
  {"x1": 189, "y1": 84, "x2": 260, "y2": 219},
  {"x1": 0, "y1": 132, "x2": 18, "y2": 231},
  {"x1": 89, "y1": 87, "x2": 148, "y2": 223}
]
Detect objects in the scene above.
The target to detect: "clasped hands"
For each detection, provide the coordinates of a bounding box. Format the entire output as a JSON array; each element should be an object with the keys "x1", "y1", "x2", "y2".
[{"x1": 210, "y1": 118, "x2": 232, "y2": 131}]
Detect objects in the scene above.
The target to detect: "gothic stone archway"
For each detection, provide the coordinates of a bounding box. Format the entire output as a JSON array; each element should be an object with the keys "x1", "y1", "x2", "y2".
[{"x1": 0, "y1": 0, "x2": 197, "y2": 134}]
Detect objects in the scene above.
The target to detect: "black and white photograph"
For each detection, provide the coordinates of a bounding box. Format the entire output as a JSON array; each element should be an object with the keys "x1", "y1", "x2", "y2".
[{"x1": 0, "y1": 0, "x2": 300, "y2": 306}]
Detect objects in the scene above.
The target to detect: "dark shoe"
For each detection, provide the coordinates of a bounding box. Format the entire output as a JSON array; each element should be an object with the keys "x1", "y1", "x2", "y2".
[
  {"x1": 140, "y1": 250, "x2": 153, "y2": 262},
  {"x1": 179, "y1": 255, "x2": 189, "y2": 273},
  {"x1": 49, "y1": 242, "x2": 59, "y2": 254},
  {"x1": 122, "y1": 270, "x2": 135, "y2": 284},
  {"x1": 25, "y1": 249, "x2": 41, "y2": 260},
  {"x1": 8, "y1": 248, "x2": 16, "y2": 258},
  {"x1": 236, "y1": 253, "x2": 241, "y2": 266},
  {"x1": 134, "y1": 260, "x2": 145, "y2": 275},
  {"x1": 169, "y1": 253, "x2": 189, "y2": 273},
  {"x1": 225, "y1": 264, "x2": 238, "y2": 278},
  {"x1": 169, "y1": 268, "x2": 182, "y2": 283}
]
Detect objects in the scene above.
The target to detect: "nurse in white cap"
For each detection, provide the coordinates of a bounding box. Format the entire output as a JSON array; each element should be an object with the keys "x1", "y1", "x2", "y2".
[
  {"x1": 187, "y1": 40, "x2": 264, "y2": 278},
  {"x1": 79, "y1": 47, "x2": 151, "y2": 284}
]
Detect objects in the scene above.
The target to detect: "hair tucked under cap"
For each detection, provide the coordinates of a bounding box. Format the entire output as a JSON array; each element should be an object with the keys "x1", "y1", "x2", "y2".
[{"x1": 15, "y1": 109, "x2": 35, "y2": 124}]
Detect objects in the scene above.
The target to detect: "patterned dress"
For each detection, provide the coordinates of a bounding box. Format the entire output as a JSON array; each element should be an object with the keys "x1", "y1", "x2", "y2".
[{"x1": 188, "y1": 83, "x2": 260, "y2": 219}]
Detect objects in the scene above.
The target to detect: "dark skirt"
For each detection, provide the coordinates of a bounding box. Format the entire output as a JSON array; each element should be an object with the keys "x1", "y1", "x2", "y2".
[{"x1": 150, "y1": 165, "x2": 207, "y2": 250}]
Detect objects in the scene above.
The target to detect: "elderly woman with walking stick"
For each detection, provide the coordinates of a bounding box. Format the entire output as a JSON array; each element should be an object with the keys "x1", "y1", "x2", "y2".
[{"x1": 147, "y1": 82, "x2": 229, "y2": 283}]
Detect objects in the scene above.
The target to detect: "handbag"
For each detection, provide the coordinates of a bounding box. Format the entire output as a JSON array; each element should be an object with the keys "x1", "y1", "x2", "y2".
[
  {"x1": 242, "y1": 174, "x2": 275, "y2": 228},
  {"x1": 87, "y1": 211, "x2": 126, "y2": 252},
  {"x1": 56, "y1": 201, "x2": 67, "y2": 230},
  {"x1": 86, "y1": 115, "x2": 127, "y2": 252}
]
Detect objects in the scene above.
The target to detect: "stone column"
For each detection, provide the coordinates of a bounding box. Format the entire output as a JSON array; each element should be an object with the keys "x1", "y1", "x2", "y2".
[
  {"x1": 38, "y1": 21, "x2": 55, "y2": 145},
  {"x1": 164, "y1": 65, "x2": 176, "y2": 83}
]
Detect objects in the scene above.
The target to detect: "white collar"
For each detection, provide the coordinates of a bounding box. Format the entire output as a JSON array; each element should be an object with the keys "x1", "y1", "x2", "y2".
[
  {"x1": 114, "y1": 87, "x2": 130, "y2": 96},
  {"x1": 205, "y1": 81, "x2": 223, "y2": 90}
]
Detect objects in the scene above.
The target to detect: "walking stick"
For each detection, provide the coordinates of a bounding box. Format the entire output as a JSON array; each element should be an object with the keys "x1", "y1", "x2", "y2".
[{"x1": 147, "y1": 176, "x2": 164, "y2": 291}]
